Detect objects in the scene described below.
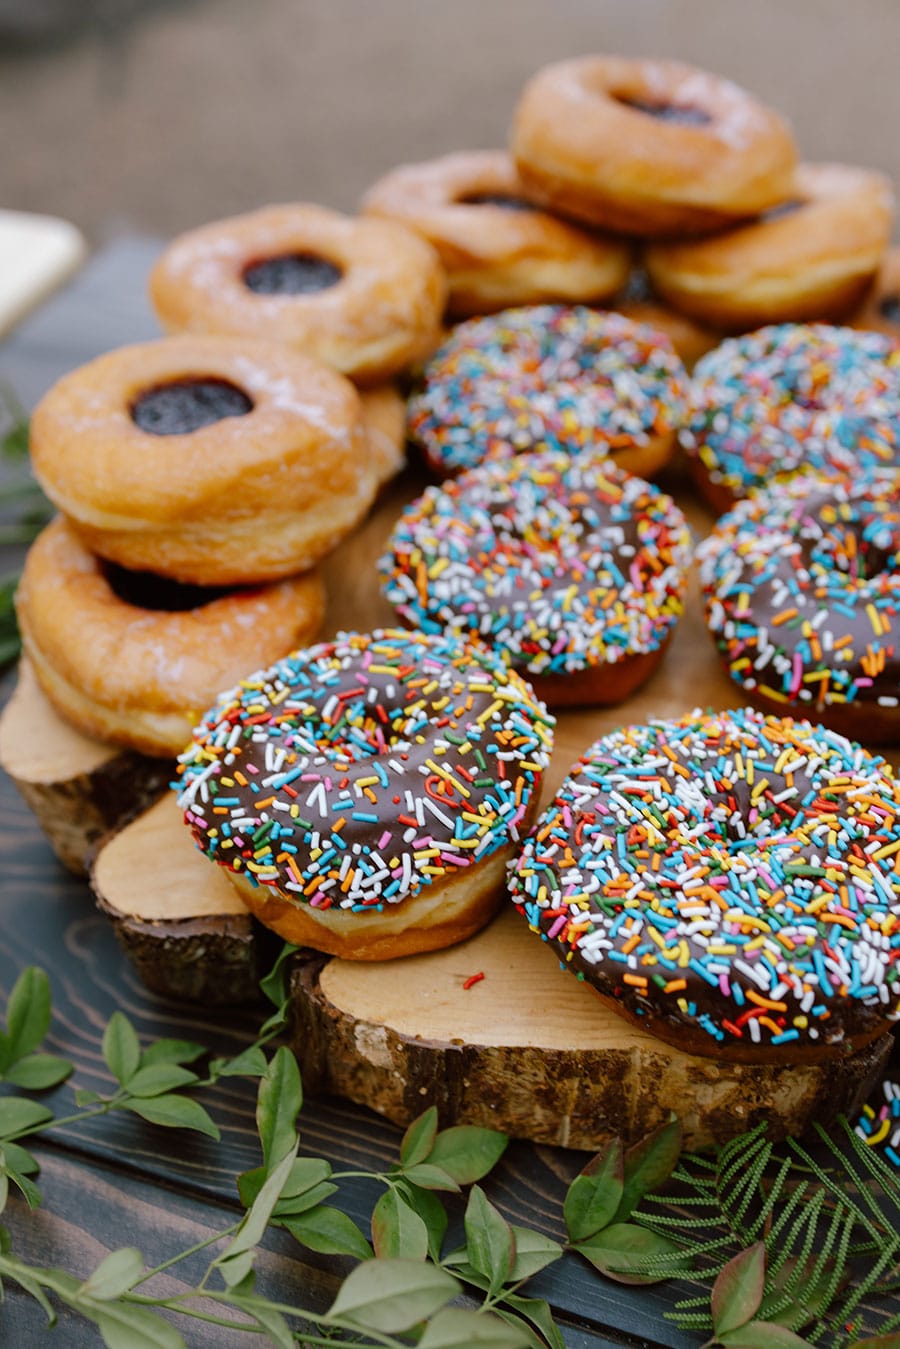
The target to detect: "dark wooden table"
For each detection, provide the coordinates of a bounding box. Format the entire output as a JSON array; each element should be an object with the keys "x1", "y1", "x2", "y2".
[{"x1": 0, "y1": 241, "x2": 895, "y2": 1349}]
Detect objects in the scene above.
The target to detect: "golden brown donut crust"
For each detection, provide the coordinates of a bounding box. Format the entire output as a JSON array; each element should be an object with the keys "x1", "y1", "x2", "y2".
[
  {"x1": 15, "y1": 517, "x2": 326, "y2": 757},
  {"x1": 358, "y1": 384, "x2": 406, "y2": 486},
  {"x1": 850, "y1": 244, "x2": 900, "y2": 337},
  {"x1": 362, "y1": 150, "x2": 631, "y2": 318},
  {"x1": 30, "y1": 335, "x2": 376, "y2": 586},
  {"x1": 148, "y1": 204, "x2": 447, "y2": 383},
  {"x1": 512, "y1": 56, "x2": 797, "y2": 237},
  {"x1": 646, "y1": 163, "x2": 895, "y2": 330}
]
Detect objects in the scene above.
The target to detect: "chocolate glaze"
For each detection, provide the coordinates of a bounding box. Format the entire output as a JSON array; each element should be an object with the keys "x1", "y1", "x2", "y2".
[
  {"x1": 619, "y1": 97, "x2": 713, "y2": 127},
  {"x1": 242, "y1": 253, "x2": 343, "y2": 295},
  {"x1": 131, "y1": 378, "x2": 253, "y2": 436}
]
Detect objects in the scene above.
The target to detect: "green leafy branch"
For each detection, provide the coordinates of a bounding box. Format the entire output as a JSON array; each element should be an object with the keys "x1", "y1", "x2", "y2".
[{"x1": 0, "y1": 384, "x2": 51, "y2": 667}]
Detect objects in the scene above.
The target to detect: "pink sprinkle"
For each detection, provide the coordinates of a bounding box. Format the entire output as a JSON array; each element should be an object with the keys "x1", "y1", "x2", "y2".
[
  {"x1": 378, "y1": 830, "x2": 392, "y2": 850},
  {"x1": 548, "y1": 915, "x2": 567, "y2": 939}
]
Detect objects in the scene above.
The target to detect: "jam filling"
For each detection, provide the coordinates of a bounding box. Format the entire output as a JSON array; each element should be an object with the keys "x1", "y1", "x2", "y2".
[
  {"x1": 457, "y1": 191, "x2": 535, "y2": 212},
  {"x1": 104, "y1": 562, "x2": 234, "y2": 613},
  {"x1": 242, "y1": 252, "x2": 343, "y2": 295},
  {"x1": 619, "y1": 97, "x2": 712, "y2": 127},
  {"x1": 131, "y1": 378, "x2": 253, "y2": 436},
  {"x1": 879, "y1": 294, "x2": 900, "y2": 325}
]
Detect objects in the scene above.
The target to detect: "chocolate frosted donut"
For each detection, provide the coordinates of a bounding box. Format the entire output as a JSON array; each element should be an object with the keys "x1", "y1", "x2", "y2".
[
  {"x1": 178, "y1": 629, "x2": 554, "y2": 960},
  {"x1": 509, "y1": 707, "x2": 900, "y2": 1063},
  {"x1": 379, "y1": 452, "x2": 691, "y2": 707},
  {"x1": 698, "y1": 473, "x2": 900, "y2": 741}
]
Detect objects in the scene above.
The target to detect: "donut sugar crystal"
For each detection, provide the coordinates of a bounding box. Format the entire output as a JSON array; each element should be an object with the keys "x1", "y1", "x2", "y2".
[
  {"x1": 177, "y1": 629, "x2": 554, "y2": 913},
  {"x1": 407, "y1": 305, "x2": 689, "y2": 477},
  {"x1": 509, "y1": 707, "x2": 900, "y2": 1062}
]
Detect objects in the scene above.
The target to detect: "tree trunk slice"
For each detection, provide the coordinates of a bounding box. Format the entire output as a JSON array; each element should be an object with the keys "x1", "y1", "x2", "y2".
[
  {"x1": 288, "y1": 908, "x2": 892, "y2": 1152},
  {"x1": 0, "y1": 659, "x2": 171, "y2": 876},
  {"x1": 91, "y1": 794, "x2": 276, "y2": 1005}
]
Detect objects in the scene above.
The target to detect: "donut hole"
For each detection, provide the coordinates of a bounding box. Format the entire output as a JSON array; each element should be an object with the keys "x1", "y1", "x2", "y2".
[
  {"x1": 878, "y1": 293, "x2": 900, "y2": 326},
  {"x1": 808, "y1": 513, "x2": 900, "y2": 583},
  {"x1": 241, "y1": 252, "x2": 344, "y2": 295},
  {"x1": 757, "y1": 197, "x2": 806, "y2": 223},
  {"x1": 103, "y1": 560, "x2": 235, "y2": 612},
  {"x1": 613, "y1": 94, "x2": 713, "y2": 127},
  {"x1": 455, "y1": 191, "x2": 535, "y2": 213},
  {"x1": 130, "y1": 377, "x2": 253, "y2": 436}
]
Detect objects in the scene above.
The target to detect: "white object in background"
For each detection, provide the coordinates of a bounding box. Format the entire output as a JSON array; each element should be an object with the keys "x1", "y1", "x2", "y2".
[{"x1": 0, "y1": 210, "x2": 86, "y2": 339}]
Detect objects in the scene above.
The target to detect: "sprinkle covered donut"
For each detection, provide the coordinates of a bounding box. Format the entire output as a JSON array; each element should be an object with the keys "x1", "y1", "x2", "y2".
[
  {"x1": 681, "y1": 323, "x2": 900, "y2": 513},
  {"x1": 508, "y1": 707, "x2": 900, "y2": 1063},
  {"x1": 380, "y1": 453, "x2": 691, "y2": 707},
  {"x1": 698, "y1": 473, "x2": 900, "y2": 742},
  {"x1": 407, "y1": 305, "x2": 689, "y2": 479},
  {"x1": 178, "y1": 629, "x2": 554, "y2": 961}
]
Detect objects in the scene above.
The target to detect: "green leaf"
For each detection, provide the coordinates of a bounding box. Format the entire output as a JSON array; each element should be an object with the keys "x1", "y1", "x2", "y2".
[
  {"x1": 426, "y1": 1125, "x2": 508, "y2": 1184},
  {"x1": 3, "y1": 1054, "x2": 72, "y2": 1090},
  {"x1": 81, "y1": 1247, "x2": 145, "y2": 1300},
  {"x1": 6, "y1": 968, "x2": 51, "y2": 1061},
  {"x1": 713, "y1": 1243, "x2": 766, "y2": 1338},
  {"x1": 75, "y1": 1089, "x2": 102, "y2": 1107},
  {"x1": 503, "y1": 1294, "x2": 567, "y2": 1349},
  {"x1": 401, "y1": 1163, "x2": 460, "y2": 1192},
  {"x1": 563, "y1": 1139, "x2": 624, "y2": 1242},
  {"x1": 399, "y1": 1181, "x2": 448, "y2": 1261},
  {"x1": 575, "y1": 1221, "x2": 686, "y2": 1285},
  {"x1": 123, "y1": 1095, "x2": 220, "y2": 1140},
  {"x1": 218, "y1": 1144, "x2": 299, "y2": 1286},
  {"x1": 7, "y1": 1169, "x2": 41, "y2": 1209},
  {"x1": 213, "y1": 1046, "x2": 269, "y2": 1078},
  {"x1": 465, "y1": 1185, "x2": 515, "y2": 1295},
  {"x1": 124, "y1": 1065, "x2": 199, "y2": 1099},
  {"x1": 613, "y1": 1117, "x2": 683, "y2": 1222},
  {"x1": 256, "y1": 1046, "x2": 302, "y2": 1170},
  {"x1": 508, "y1": 1225, "x2": 563, "y2": 1281},
  {"x1": 848, "y1": 1338, "x2": 900, "y2": 1348},
  {"x1": 372, "y1": 1187, "x2": 429, "y2": 1260},
  {"x1": 720, "y1": 1323, "x2": 814, "y2": 1347},
  {"x1": 102, "y1": 1013, "x2": 141, "y2": 1087},
  {"x1": 420, "y1": 1307, "x2": 533, "y2": 1347},
  {"x1": 140, "y1": 1039, "x2": 206, "y2": 1068},
  {"x1": 1, "y1": 1142, "x2": 39, "y2": 1176},
  {"x1": 94, "y1": 1302, "x2": 187, "y2": 1348},
  {"x1": 231, "y1": 1294, "x2": 294, "y2": 1349},
  {"x1": 0, "y1": 1097, "x2": 53, "y2": 1139},
  {"x1": 282, "y1": 1204, "x2": 373, "y2": 1260},
  {"x1": 326, "y1": 1257, "x2": 459, "y2": 1333},
  {"x1": 400, "y1": 1106, "x2": 438, "y2": 1168},
  {"x1": 259, "y1": 942, "x2": 298, "y2": 1009},
  {"x1": 238, "y1": 1157, "x2": 332, "y2": 1211}
]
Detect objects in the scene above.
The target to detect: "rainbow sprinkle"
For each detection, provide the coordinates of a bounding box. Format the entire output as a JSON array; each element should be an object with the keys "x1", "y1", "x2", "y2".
[
  {"x1": 682, "y1": 323, "x2": 900, "y2": 500},
  {"x1": 379, "y1": 452, "x2": 692, "y2": 680},
  {"x1": 508, "y1": 707, "x2": 900, "y2": 1057},
  {"x1": 855, "y1": 1077, "x2": 900, "y2": 1169},
  {"x1": 177, "y1": 629, "x2": 554, "y2": 911},
  {"x1": 698, "y1": 473, "x2": 900, "y2": 724},
  {"x1": 407, "y1": 305, "x2": 689, "y2": 475}
]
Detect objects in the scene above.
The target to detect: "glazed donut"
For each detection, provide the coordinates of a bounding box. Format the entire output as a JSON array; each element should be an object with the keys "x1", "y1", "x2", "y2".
[
  {"x1": 407, "y1": 305, "x2": 689, "y2": 479},
  {"x1": 148, "y1": 204, "x2": 446, "y2": 384},
  {"x1": 361, "y1": 150, "x2": 631, "y2": 318},
  {"x1": 177, "y1": 629, "x2": 554, "y2": 960},
  {"x1": 379, "y1": 453, "x2": 691, "y2": 708},
  {"x1": 698, "y1": 472, "x2": 900, "y2": 742},
  {"x1": 15, "y1": 517, "x2": 325, "y2": 757},
  {"x1": 359, "y1": 384, "x2": 406, "y2": 487},
  {"x1": 646, "y1": 163, "x2": 894, "y2": 330},
  {"x1": 509, "y1": 706, "x2": 900, "y2": 1064},
  {"x1": 613, "y1": 270, "x2": 719, "y2": 369},
  {"x1": 851, "y1": 245, "x2": 900, "y2": 337},
  {"x1": 511, "y1": 56, "x2": 797, "y2": 237},
  {"x1": 29, "y1": 335, "x2": 376, "y2": 586},
  {"x1": 681, "y1": 323, "x2": 900, "y2": 513}
]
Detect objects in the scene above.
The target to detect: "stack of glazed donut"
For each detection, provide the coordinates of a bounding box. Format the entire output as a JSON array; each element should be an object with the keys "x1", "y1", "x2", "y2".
[{"x1": 11, "y1": 50, "x2": 900, "y2": 1080}]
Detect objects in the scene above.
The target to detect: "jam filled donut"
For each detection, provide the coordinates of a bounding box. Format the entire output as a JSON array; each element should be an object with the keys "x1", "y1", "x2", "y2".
[
  {"x1": 407, "y1": 305, "x2": 689, "y2": 479},
  {"x1": 851, "y1": 246, "x2": 900, "y2": 338},
  {"x1": 509, "y1": 707, "x2": 900, "y2": 1064},
  {"x1": 15, "y1": 517, "x2": 325, "y2": 757},
  {"x1": 361, "y1": 150, "x2": 631, "y2": 318},
  {"x1": 177, "y1": 629, "x2": 555, "y2": 960},
  {"x1": 646, "y1": 163, "x2": 894, "y2": 331},
  {"x1": 698, "y1": 473, "x2": 900, "y2": 742},
  {"x1": 379, "y1": 453, "x2": 691, "y2": 707},
  {"x1": 681, "y1": 323, "x2": 900, "y2": 513},
  {"x1": 29, "y1": 335, "x2": 376, "y2": 586},
  {"x1": 149, "y1": 205, "x2": 446, "y2": 384},
  {"x1": 511, "y1": 56, "x2": 797, "y2": 237}
]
